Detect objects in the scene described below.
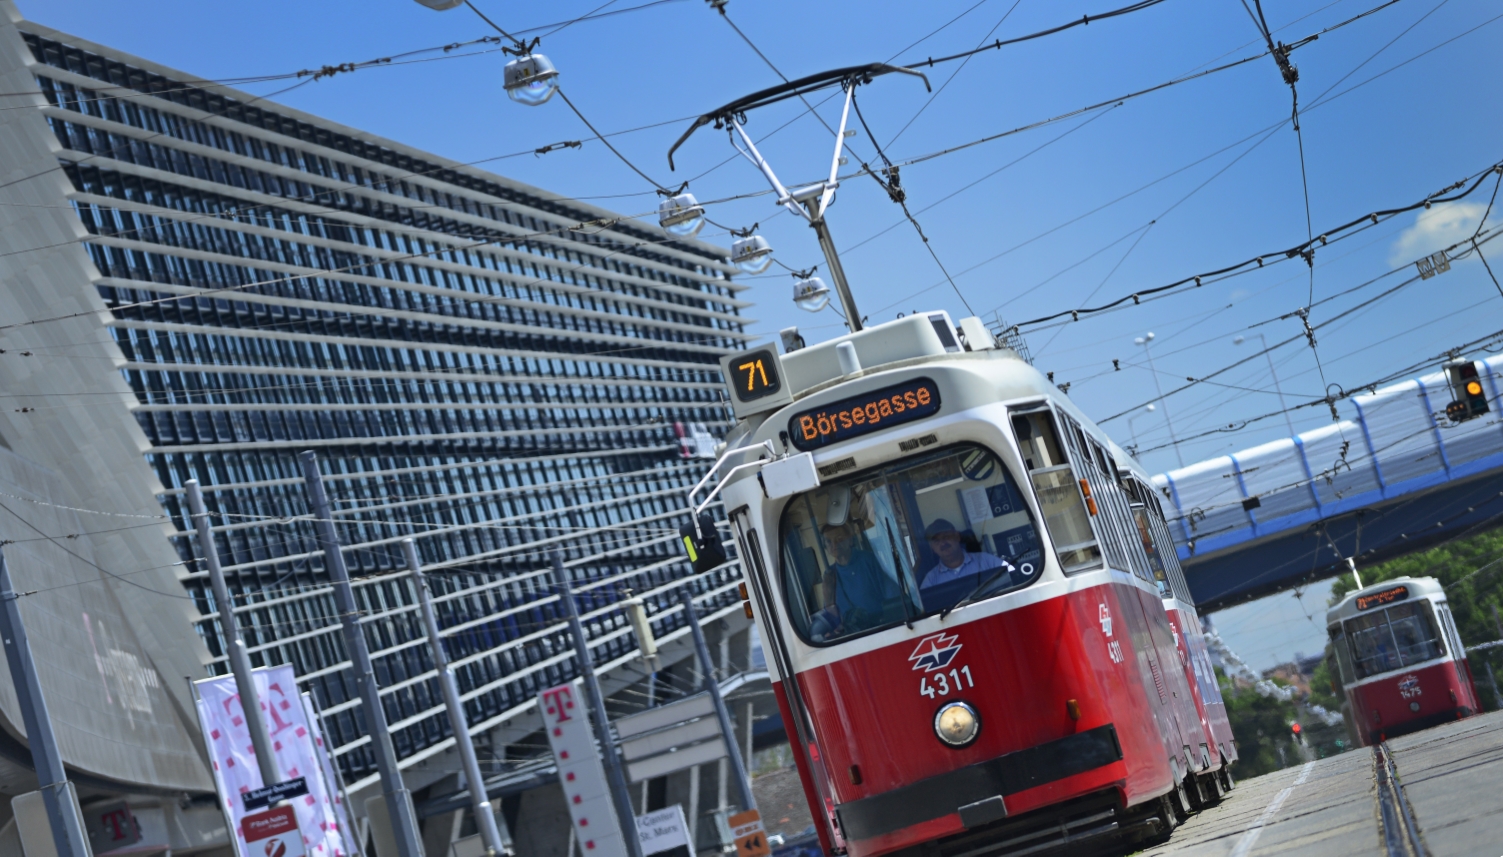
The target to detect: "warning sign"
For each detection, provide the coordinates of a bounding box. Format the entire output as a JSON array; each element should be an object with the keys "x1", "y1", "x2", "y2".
[
  {"x1": 242, "y1": 805, "x2": 306, "y2": 857},
  {"x1": 729, "y1": 810, "x2": 769, "y2": 857}
]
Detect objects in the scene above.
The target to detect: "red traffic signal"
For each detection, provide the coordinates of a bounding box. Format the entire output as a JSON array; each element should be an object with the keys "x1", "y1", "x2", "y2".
[{"x1": 1290, "y1": 722, "x2": 1302, "y2": 735}]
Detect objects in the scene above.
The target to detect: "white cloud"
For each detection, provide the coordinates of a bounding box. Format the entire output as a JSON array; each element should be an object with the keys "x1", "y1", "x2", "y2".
[{"x1": 1387, "y1": 201, "x2": 1494, "y2": 267}]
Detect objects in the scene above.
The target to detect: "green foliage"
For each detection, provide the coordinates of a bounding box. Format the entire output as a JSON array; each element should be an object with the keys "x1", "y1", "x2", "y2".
[
  {"x1": 1219, "y1": 669, "x2": 1302, "y2": 779},
  {"x1": 1330, "y1": 524, "x2": 1503, "y2": 712},
  {"x1": 1308, "y1": 656, "x2": 1342, "y2": 712}
]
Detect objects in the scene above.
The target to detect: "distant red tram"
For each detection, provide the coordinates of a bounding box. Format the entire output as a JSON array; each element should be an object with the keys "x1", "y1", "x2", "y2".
[
  {"x1": 700, "y1": 314, "x2": 1236, "y2": 857},
  {"x1": 1326, "y1": 576, "x2": 1480, "y2": 745}
]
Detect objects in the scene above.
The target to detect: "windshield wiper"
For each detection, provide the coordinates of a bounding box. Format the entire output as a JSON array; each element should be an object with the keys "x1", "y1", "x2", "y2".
[{"x1": 940, "y1": 563, "x2": 1015, "y2": 620}]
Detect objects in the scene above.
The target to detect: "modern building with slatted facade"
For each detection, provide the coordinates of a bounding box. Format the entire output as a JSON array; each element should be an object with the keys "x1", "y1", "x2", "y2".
[{"x1": 0, "y1": 3, "x2": 756, "y2": 850}]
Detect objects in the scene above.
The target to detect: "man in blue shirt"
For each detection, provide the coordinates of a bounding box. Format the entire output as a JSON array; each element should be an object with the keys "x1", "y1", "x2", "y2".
[
  {"x1": 919, "y1": 519, "x2": 1016, "y2": 612},
  {"x1": 809, "y1": 523, "x2": 905, "y2": 641}
]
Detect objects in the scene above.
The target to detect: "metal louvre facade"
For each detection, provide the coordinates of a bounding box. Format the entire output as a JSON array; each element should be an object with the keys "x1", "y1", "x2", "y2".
[{"x1": 15, "y1": 22, "x2": 748, "y2": 786}]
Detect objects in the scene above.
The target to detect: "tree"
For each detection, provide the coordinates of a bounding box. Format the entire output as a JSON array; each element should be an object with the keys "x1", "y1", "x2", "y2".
[{"x1": 1218, "y1": 669, "x2": 1302, "y2": 778}]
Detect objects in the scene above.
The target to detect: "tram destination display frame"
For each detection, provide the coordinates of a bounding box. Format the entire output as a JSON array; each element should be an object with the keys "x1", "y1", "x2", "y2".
[
  {"x1": 720, "y1": 347, "x2": 794, "y2": 419},
  {"x1": 788, "y1": 377, "x2": 941, "y2": 451}
]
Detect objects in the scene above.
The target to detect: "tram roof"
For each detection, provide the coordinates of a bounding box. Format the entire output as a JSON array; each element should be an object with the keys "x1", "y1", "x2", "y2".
[
  {"x1": 723, "y1": 310, "x2": 1155, "y2": 478},
  {"x1": 1325, "y1": 575, "x2": 1445, "y2": 625}
]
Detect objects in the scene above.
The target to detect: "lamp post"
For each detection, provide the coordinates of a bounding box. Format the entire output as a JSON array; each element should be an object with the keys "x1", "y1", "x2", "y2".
[
  {"x1": 1234, "y1": 334, "x2": 1298, "y2": 437},
  {"x1": 1134, "y1": 332, "x2": 1185, "y2": 469},
  {"x1": 1127, "y1": 404, "x2": 1156, "y2": 456}
]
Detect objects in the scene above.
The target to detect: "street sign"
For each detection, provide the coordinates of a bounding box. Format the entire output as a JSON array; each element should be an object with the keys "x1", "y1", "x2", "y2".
[
  {"x1": 730, "y1": 810, "x2": 770, "y2": 857},
  {"x1": 620, "y1": 716, "x2": 723, "y2": 761},
  {"x1": 615, "y1": 692, "x2": 715, "y2": 738},
  {"x1": 636, "y1": 806, "x2": 690, "y2": 857},
  {"x1": 243, "y1": 776, "x2": 310, "y2": 811},
  {"x1": 243, "y1": 805, "x2": 306, "y2": 857},
  {"x1": 615, "y1": 692, "x2": 729, "y2": 783},
  {"x1": 625, "y1": 736, "x2": 728, "y2": 783}
]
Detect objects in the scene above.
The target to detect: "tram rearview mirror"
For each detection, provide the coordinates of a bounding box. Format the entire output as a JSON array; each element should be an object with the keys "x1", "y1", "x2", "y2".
[
  {"x1": 825, "y1": 484, "x2": 851, "y2": 526},
  {"x1": 761, "y1": 453, "x2": 819, "y2": 499}
]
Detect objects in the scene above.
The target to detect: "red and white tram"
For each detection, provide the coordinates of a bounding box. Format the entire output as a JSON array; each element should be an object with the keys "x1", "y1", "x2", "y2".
[
  {"x1": 691, "y1": 312, "x2": 1236, "y2": 857},
  {"x1": 1326, "y1": 576, "x2": 1480, "y2": 746}
]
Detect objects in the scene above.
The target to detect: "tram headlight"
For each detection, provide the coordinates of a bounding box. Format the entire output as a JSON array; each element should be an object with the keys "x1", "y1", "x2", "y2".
[{"x1": 934, "y1": 701, "x2": 980, "y2": 748}]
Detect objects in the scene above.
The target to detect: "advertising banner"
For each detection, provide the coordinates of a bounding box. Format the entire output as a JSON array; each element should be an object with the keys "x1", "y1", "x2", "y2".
[
  {"x1": 194, "y1": 664, "x2": 354, "y2": 857},
  {"x1": 540, "y1": 681, "x2": 627, "y2": 857}
]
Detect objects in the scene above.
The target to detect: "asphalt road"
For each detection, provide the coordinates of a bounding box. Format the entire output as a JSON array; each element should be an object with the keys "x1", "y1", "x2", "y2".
[{"x1": 1142, "y1": 709, "x2": 1503, "y2": 857}]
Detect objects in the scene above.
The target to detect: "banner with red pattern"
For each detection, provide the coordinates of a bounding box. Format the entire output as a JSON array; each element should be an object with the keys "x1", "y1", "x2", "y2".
[{"x1": 194, "y1": 664, "x2": 354, "y2": 857}]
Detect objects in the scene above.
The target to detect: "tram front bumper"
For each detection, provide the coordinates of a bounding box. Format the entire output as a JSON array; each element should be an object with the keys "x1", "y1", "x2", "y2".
[{"x1": 834, "y1": 723, "x2": 1123, "y2": 842}]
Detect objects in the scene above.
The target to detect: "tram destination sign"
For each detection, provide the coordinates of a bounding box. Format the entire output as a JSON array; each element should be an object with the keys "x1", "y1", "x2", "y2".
[
  {"x1": 790, "y1": 378, "x2": 941, "y2": 451},
  {"x1": 1356, "y1": 585, "x2": 1409, "y2": 611}
]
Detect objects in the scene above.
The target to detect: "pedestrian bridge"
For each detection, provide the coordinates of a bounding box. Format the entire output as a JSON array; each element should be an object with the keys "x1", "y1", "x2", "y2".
[{"x1": 1152, "y1": 354, "x2": 1503, "y2": 611}]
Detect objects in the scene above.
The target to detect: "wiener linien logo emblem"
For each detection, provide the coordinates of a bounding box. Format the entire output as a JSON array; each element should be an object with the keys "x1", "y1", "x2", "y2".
[{"x1": 908, "y1": 632, "x2": 962, "y2": 672}]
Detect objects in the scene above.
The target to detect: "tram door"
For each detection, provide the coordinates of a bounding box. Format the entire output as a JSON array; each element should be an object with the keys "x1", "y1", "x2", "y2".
[{"x1": 727, "y1": 508, "x2": 844, "y2": 853}]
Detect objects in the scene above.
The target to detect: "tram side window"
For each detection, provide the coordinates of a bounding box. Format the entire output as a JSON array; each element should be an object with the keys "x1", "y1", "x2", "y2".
[
  {"x1": 1126, "y1": 476, "x2": 1186, "y2": 599},
  {"x1": 1058, "y1": 411, "x2": 1141, "y2": 579},
  {"x1": 1329, "y1": 626, "x2": 1356, "y2": 685},
  {"x1": 1010, "y1": 409, "x2": 1102, "y2": 574},
  {"x1": 778, "y1": 444, "x2": 1044, "y2": 644},
  {"x1": 1344, "y1": 601, "x2": 1446, "y2": 679},
  {"x1": 1131, "y1": 505, "x2": 1172, "y2": 598}
]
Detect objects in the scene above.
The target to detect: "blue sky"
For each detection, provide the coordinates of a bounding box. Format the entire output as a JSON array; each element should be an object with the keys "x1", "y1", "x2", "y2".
[{"x1": 19, "y1": 0, "x2": 1503, "y2": 668}]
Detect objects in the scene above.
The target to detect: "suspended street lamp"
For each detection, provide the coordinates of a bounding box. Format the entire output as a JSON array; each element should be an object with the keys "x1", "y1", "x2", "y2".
[
  {"x1": 658, "y1": 192, "x2": 706, "y2": 237},
  {"x1": 730, "y1": 232, "x2": 774, "y2": 274},
  {"x1": 504, "y1": 53, "x2": 560, "y2": 106},
  {"x1": 793, "y1": 273, "x2": 831, "y2": 313}
]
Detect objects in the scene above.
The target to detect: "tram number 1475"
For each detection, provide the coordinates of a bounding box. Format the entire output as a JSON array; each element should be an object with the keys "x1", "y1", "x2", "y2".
[{"x1": 919, "y1": 665, "x2": 975, "y2": 699}]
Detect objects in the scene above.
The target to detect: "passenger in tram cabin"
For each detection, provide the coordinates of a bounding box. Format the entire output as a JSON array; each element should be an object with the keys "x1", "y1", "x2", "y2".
[
  {"x1": 808, "y1": 523, "x2": 906, "y2": 641},
  {"x1": 918, "y1": 519, "x2": 1016, "y2": 611}
]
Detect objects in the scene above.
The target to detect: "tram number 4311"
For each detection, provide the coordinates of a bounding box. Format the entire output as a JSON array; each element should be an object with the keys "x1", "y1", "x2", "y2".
[{"x1": 920, "y1": 665, "x2": 975, "y2": 699}]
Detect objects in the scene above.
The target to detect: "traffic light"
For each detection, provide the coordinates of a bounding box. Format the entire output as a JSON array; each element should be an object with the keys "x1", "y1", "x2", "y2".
[
  {"x1": 679, "y1": 511, "x2": 727, "y2": 574},
  {"x1": 1291, "y1": 722, "x2": 1305, "y2": 746},
  {"x1": 1444, "y1": 360, "x2": 1490, "y2": 423}
]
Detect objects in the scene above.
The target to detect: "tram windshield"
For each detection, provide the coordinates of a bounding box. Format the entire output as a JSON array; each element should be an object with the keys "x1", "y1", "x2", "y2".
[
  {"x1": 778, "y1": 443, "x2": 1043, "y2": 644},
  {"x1": 1343, "y1": 600, "x2": 1446, "y2": 679}
]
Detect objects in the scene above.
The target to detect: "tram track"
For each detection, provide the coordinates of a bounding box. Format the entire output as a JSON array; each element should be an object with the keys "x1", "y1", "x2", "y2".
[{"x1": 1373, "y1": 742, "x2": 1431, "y2": 857}]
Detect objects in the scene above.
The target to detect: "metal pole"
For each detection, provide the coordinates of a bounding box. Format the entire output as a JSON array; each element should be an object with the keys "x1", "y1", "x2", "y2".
[
  {"x1": 186, "y1": 479, "x2": 279, "y2": 788},
  {"x1": 1139, "y1": 335, "x2": 1185, "y2": 468},
  {"x1": 0, "y1": 547, "x2": 90, "y2": 857},
  {"x1": 552, "y1": 553, "x2": 645, "y2": 857},
  {"x1": 808, "y1": 214, "x2": 863, "y2": 332},
  {"x1": 404, "y1": 539, "x2": 507, "y2": 857},
  {"x1": 1486, "y1": 661, "x2": 1503, "y2": 711},
  {"x1": 678, "y1": 589, "x2": 756, "y2": 813},
  {"x1": 299, "y1": 451, "x2": 422, "y2": 857}
]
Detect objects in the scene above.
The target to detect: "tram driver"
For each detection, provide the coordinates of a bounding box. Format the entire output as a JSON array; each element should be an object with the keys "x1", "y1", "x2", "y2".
[
  {"x1": 919, "y1": 519, "x2": 1017, "y2": 611},
  {"x1": 809, "y1": 523, "x2": 907, "y2": 641}
]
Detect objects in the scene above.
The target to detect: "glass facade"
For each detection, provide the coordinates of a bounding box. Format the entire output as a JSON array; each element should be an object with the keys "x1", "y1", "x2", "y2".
[{"x1": 19, "y1": 30, "x2": 747, "y2": 783}]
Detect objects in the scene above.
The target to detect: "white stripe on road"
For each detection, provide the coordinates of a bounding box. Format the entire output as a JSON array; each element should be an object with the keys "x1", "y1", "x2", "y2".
[{"x1": 1227, "y1": 762, "x2": 1315, "y2": 857}]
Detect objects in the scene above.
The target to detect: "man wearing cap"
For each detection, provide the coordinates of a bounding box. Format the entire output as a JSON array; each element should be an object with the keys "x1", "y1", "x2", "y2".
[{"x1": 919, "y1": 519, "x2": 1015, "y2": 611}]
